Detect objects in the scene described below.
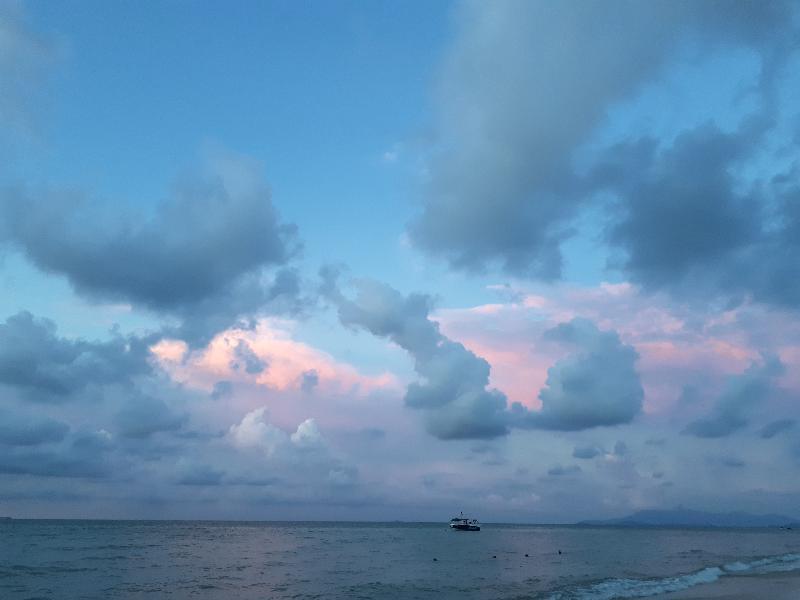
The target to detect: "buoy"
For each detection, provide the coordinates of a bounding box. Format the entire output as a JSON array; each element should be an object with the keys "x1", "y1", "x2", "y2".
[
  {"x1": 433, "y1": 558, "x2": 438, "y2": 561},
  {"x1": 524, "y1": 553, "x2": 529, "y2": 557},
  {"x1": 492, "y1": 555, "x2": 497, "y2": 559},
  {"x1": 558, "y1": 550, "x2": 562, "y2": 555}
]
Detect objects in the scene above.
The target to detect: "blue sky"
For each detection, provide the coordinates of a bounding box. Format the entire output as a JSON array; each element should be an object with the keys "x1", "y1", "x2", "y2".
[{"x1": 1, "y1": 0, "x2": 800, "y2": 521}]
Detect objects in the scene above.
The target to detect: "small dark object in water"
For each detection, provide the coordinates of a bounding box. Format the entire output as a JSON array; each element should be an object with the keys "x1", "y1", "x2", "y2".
[
  {"x1": 492, "y1": 555, "x2": 497, "y2": 558},
  {"x1": 524, "y1": 554, "x2": 529, "y2": 557},
  {"x1": 558, "y1": 550, "x2": 562, "y2": 555},
  {"x1": 433, "y1": 558, "x2": 438, "y2": 561}
]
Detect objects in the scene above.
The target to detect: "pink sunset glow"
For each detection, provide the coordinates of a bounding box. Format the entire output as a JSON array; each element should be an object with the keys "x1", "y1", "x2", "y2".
[{"x1": 151, "y1": 319, "x2": 399, "y2": 396}]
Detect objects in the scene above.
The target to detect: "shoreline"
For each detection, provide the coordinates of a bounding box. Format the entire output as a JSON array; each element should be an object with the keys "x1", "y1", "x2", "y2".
[{"x1": 660, "y1": 571, "x2": 800, "y2": 599}]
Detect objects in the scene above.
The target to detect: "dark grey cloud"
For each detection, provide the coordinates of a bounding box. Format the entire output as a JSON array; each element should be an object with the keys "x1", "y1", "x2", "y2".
[
  {"x1": 230, "y1": 340, "x2": 267, "y2": 375},
  {"x1": 516, "y1": 318, "x2": 643, "y2": 431},
  {"x1": 760, "y1": 419, "x2": 795, "y2": 439},
  {"x1": 721, "y1": 457, "x2": 746, "y2": 468},
  {"x1": 325, "y1": 273, "x2": 641, "y2": 438},
  {"x1": 683, "y1": 355, "x2": 783, "y2": 438},
  {"x1": 0, "y1": 410, "x2": 68, "y2": 446},
  {"x1": 547, "y1": 464, "x2": 581, "y2": 477},
  {"x1": 572, "y1": 445, "x2": 603, "y2": 460},
  {"x1": 0, "y1": 430, "x2": 114, "y2": 479},
  {"x1": 323, "y1": 273, "x2": 511, "y2": 439},
  {"x1": 0, "y1": 158, "x2": 303, "y2": 345},
  {"x1": 113, "y1": 393, "x2": 187, "y2": 439},
  {"x1": 175, "y1": 461, "x2": 224, "y2": 486},
  {"x1": 597, "y1": 122, "x2": 800, "y2": 308},
  {"x1": 603, "y1": 124, "x2": 761, "y2": 289},
  {"x1": 0, "y1": 311, "x2": 152, "y2": 402},
  {"x1": 409, "y1": 0, "x2": 799, "y2": 308}
]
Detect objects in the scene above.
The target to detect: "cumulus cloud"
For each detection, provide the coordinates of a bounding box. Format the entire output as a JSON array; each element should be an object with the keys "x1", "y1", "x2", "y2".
[
  {"x1": 229, "y1": 408, "x2": 326, "y2": 456},
  {"x1": 0, "y1": 311, "x2": 152, "y2": 402},
  {"x1": 323, "y1": 273, "x2": 511, "y2": 439},
  {"x1": 518, "y1": 318, "x2": 643, "y2": 430},
  {"x1": 290, "y1": 418, "x2": 324, "y2": 449},
  {"x1": 325, "y1": 273, "x2": 645, "y2": 438},
  {"x1": 229, "y1": 407, "x2": 288, "y2": 455},
  {"x1": 0, "y1": 155, "x2": 303, "y2": 346},
  {"x1": 683, "y1": 354, "x2": 783, "y2": 438},
  {"x1": 409, "y1": 0, "x2": 800, "y2": 311}
]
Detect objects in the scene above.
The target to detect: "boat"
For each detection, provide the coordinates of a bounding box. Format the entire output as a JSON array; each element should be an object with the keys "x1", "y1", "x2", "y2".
[{"x1": 449, "y1": 512, "x2": 480, "y2": 531}]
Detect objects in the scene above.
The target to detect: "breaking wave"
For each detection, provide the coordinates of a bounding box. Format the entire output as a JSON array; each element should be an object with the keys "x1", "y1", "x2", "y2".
[{"x1": 547, "y1": 552, "x2": 800, "y2": 599}]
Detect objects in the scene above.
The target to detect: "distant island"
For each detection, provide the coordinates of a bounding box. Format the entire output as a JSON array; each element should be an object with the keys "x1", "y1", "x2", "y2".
[{"x1": 578, "y1": 508, "x2": 799, "y2": 528}]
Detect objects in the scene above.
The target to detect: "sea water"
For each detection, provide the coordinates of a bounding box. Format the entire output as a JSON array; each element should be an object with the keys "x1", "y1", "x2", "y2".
[{"x1": 2, "y1": 520, "x2": 799, "y2": 599}]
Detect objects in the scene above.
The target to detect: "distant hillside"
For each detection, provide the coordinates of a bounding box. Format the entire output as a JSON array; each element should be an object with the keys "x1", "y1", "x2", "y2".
[{"x1": 578, "y1": 508, "x2": 799, "y2": 528}]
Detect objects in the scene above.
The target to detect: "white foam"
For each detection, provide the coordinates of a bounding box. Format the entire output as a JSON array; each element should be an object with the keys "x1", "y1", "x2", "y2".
[{"x1": 548, "y1": 552, "x2": 800, "y2": 600}]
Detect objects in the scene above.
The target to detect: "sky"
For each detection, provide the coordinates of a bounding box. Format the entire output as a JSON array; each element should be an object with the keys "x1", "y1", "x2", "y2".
[{"x1": 0, "y1": 0, "x2": 799, "y2": 522}]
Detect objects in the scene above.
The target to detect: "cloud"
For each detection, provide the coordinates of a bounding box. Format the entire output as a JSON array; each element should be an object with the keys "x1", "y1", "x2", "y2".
[
  {"x1": 547, "y1": 464, "x2": 581, "y2": 477},
  {"x1": 597, "y1": 121, "x2": 800, "y2": 309},
  {"x1": 683, "y1": 354, "x2": 783, "y2": 438},
  {"x1": 230, "y1": 340, "x2": 267, "y2": 375},
  {"x1": 409, "y1": 0, "x2": 794, "y2": 279},
  {"x1": 0, "y1": 155, "x2": 303, "y2": 346},
  {"x1": 113, "y1": 393, "x2": 187, "y2": 439},
  {"x1": 0, "y1": 311, "x2": 152, "y2": 402},
  {"x1": 300, "y1": 369, "x2": 319, "y2": 393},
  {"x1": 721, "y1": 456, "x2": 746, "y2": 468},
  {"x1": 230, "y1": 408, "x2": 326, "y2": 456},
  {"x1": 290, "y1": 418, "x2": 324, "y2": 449},
  {"x1": 151, "y1": 318, "x2": 396, "y2": 396},
  {"x1": 174, "y1": 459, "x2": 224, "y2": 486},
  {"x1": 760, "y1": 419, "x2": 795, "y2": 439},
  {"x1": 602, "y1": 124, "x2": 761, "y2": 290},
  {"x1": 573, "y1": 445, "x2": 603, "y2": 460},
  {"x1": 324, "y1": 273, "x2": 511, "y2": 439},
  {"x1": 518, "y1": 318, "x2": 643, "y2": 430},
  {"x1": 0, "y1": 410, "x2": 68, "y2": 446},
  {"x1": 0, "y1": 429, "x2": 114, "y2": 479},
  {"x1": 226, "y1": 408, "x2": 360, "y2": 495},
  {"x1": 210, "y1": 380, "x2": 233, "y2": 400},
  {"x1": 326, "y1": 274, "x2": 646, "y2": 438},
  {"x1": 228, "y1": 407, "x2": 287, "y2": 454}
]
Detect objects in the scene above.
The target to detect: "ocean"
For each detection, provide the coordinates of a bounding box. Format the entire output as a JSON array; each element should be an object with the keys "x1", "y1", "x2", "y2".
[{"x1": 2, "y1": 520, "x2": 799, "y2": 599}]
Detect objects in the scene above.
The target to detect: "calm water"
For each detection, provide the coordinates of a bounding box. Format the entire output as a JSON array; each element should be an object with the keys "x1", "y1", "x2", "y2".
[{"x1": 2, "y1": 520, "x2": 800, "y2": 599}]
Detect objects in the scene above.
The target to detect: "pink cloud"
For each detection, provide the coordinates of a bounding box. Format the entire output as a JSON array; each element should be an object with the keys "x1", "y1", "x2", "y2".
[
  {"x1": 435, "y1": 281, "x2": 790, "y2": 419},
  {"x1": 151, "y1": 318, "x2": 399, "y2": 396}
]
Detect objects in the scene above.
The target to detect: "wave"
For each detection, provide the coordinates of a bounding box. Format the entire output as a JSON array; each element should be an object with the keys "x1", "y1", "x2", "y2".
[{"x1": 546, "y1": 552, "x2": 800, "y2": 599}]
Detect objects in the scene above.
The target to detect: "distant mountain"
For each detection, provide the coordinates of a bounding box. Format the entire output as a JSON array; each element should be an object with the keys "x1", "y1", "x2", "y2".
[{"x1": 578, "y1": 508, "x2": 799, "y2": 528}]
